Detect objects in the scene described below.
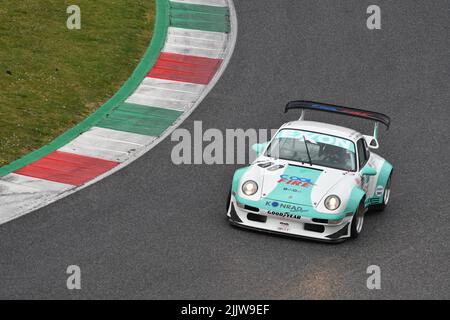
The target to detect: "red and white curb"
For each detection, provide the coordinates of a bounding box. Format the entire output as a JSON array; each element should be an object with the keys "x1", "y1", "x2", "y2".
[{"x1": 0, "y1": 0, "x2": 237, "y2": 224}]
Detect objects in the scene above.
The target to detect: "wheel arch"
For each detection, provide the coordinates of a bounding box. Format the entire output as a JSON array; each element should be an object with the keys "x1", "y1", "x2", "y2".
[
  {"x1": 375, "y1": 160, "x2": 393, "y2": 199},
  {"x1": 344, "y1": 186, "x2": 366, "y2": 215}
]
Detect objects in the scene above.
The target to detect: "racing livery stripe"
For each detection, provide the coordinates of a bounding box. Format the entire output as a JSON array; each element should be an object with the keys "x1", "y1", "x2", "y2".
[
  {"x1": 169, "y1": 1, "x2": 230, "y2": 33},
  {"x1": 147, "y1": 52, "x2": 222, "y2": 85},
  {"x1": 14, "y1": 151, "x2": 119, "y2": 186}
]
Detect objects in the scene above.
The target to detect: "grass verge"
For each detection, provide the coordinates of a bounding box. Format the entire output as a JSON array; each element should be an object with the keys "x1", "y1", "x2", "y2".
[{"x1": 0, "y1": 0, "x2": 155, "y2": 166}]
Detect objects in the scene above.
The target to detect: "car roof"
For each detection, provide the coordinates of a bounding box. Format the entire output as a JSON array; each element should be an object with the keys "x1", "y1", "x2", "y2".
[{"x1": 280, "y1": 120, "x2": 362, "y2": 141}]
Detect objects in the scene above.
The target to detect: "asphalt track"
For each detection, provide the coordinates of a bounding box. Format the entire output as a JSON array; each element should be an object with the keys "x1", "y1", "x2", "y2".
[{"x1": 0, "y1": 0, "x2": 449, "y2": 299}]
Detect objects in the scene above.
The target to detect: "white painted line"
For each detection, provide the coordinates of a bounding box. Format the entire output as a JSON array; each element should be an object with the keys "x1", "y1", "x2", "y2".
[{"x1": 170, "y1": 0, "x2": 228, "y2": 7}]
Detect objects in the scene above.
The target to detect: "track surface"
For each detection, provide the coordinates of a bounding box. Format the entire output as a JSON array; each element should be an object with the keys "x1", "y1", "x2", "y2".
[{"x1": 1, "y1": 0, "x2": 449, "y2": 299}]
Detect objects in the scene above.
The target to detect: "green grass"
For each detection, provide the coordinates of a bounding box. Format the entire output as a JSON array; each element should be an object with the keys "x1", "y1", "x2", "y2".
[{"x1": 0, "y1": 0, "x2": 155, "y2": 166}]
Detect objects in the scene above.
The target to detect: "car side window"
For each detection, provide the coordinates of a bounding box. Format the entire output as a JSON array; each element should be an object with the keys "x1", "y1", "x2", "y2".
[
  {"x1": 357, "y1": 139, "x2": 367, "y2": 169},
  {"x1": 362, "y1": 138, "x2": 370, "y2": 161}
]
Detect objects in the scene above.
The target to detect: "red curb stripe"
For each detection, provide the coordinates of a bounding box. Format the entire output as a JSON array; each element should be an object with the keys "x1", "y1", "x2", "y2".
[
  {"x1": 147, "y1": 52, "x2": 222, "y2": 85},
  {"x1": 14, "y1": 151, "x2": 119, "y2": 186}
]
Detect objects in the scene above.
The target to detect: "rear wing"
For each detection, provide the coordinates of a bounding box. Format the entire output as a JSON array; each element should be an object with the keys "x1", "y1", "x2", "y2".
[
  {"x1": 285, "y1": 100, "x2": 390, "y2": 129},
  {"x1": 285, "y1": 100, "x2": 390, "y2": 149}
]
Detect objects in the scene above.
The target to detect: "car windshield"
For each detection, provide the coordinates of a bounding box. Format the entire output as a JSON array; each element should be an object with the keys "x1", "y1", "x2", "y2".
[{"x1": 265, "y1": 129, "x2": 357, "y2": 171}]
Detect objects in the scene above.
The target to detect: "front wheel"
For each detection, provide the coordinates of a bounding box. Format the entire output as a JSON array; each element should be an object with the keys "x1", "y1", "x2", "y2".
[{"x1": 350, "y1": 201, "x2": 365, "y2": 239}]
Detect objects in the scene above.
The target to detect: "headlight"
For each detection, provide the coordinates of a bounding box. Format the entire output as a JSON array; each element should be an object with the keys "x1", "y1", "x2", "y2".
[
  {"x1": 242, "y1": 180, "x2": 258, "y2": 196},
  {"x1": 325, "y1": 195, "x2": 341, "y2": 211}
]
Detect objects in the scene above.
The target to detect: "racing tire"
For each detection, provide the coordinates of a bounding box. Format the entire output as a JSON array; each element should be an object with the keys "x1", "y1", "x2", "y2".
[
  {"x1": 372, "y1": 174, "x2": 392, "y2": 212},
  {"x1": 350, "y1": 201, "x2": 365, "y2": 239}
]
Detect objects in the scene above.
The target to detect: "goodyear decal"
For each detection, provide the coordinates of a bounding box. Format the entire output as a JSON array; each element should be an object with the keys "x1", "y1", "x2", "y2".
[{"x1": 266, "y1": 210, "x2": 303, "y2": 220}]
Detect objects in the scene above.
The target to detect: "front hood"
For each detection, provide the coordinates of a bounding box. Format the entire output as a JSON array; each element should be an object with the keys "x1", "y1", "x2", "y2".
[{"x1": 254, "y1": 160, "x2": 348, "y2": 207}]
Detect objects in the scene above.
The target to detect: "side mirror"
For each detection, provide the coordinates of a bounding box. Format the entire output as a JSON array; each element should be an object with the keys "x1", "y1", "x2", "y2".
[
  {"x1": 251, "y1": 143, "x2": 267, "y2": 156},
  {"x1": 363, "y1": 135, "x2": 379, "y2": 149},
  {"x1": 361, "y1": 166, "x2": 377, "y2": 176}
]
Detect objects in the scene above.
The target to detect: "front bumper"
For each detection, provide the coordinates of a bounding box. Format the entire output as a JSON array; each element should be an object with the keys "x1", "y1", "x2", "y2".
[{"x1": 227, "y1": 196, "x2": 352, "y2": 242}]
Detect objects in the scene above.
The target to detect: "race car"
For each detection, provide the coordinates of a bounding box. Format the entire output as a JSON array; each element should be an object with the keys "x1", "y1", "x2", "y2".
[{"x1": 227, "y1": 101, "x2": 393, "y2": 242}]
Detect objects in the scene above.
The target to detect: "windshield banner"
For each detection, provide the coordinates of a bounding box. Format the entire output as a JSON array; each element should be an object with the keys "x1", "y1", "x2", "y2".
[{"x1": 276, "y1": 129, "x2": 355, "y2": 152}]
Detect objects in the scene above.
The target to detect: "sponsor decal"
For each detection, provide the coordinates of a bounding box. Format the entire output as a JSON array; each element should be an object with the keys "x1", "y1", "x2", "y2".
[
  {"x1": 277, "y1": 129, "x2": 355, "y2": 152},
  {"x1": 375, "y1": 185, "x2": 384, "y2": 197},
  {"x1": 283, "y1": 187, "x2": 303, "y2": 193},
  {"x1": 278, "y1": 174, "x2": 314, "y2": 188},
  {"x1": 277, "y1": 221, "x2": 290, "y2": 232},
  {"x1": 311, "y1": 104, "x2": 371, "y2": 118},
  {"x1": 265, "y1": 201, "x2": 308, "y2": 213},
  {"x1": 267, "y1": 210, "x2": 302, "y2": 220}
]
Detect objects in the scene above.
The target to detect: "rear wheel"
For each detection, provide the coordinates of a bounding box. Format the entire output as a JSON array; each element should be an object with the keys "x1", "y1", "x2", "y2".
[
  {"x1": 350, "y1": 201, "x2": 365, "y2": 239},
  {"x1": 372, "y1": 174, "x2": 392, "y2": 212}
]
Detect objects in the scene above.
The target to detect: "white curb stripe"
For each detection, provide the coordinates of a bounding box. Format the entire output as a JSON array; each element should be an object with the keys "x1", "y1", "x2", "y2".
[
  {"x1": 0, "y1": 174, "x2": 72, "y2": 193},
  {"x1": 170, "y1": 0, "x2": 228, "y2": 7},
  {"x1": 168, "y1": 27, "x2": 227, "y2": 42},
  {"x1": 163, "y1": 27, "x2": 228, "y2": 59},
  {"x1": 59, "y1": 127, "x2": 156, "y2": 163},
  {"x1": 82, "y1": 127, "x2": 155, "y2": 145},
  {"x1": 140, "y1": 77, "x2": 206, "y2": 95},
  {"x1": 0, "y1": 174, "x2": 73, "y2": 222},
  {"x1": 128, "y1": 83, "x2": 201, "y2": 102},
  {"x1": 125, "y1": 94, "x2": 193, "y2": 111},
  {"x1": 125, "y1": 77, "x2": 206, "y2": 111}
]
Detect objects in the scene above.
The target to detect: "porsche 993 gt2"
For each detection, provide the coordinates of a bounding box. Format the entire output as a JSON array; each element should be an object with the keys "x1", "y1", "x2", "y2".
[{"x1": 227, "y1": 101, "x2": 393, "y2": 242}]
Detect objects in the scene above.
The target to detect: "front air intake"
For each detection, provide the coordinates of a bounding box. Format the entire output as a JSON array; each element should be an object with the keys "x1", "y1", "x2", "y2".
[
  {"x1": 304, "y1": 223, "x2": 325, "y2": 233},
  {"x1": 247, "y1": 213, "x2": 267, "y2": 223}
]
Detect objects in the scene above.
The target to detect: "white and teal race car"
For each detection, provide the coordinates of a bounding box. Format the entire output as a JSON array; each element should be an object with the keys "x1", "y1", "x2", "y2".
[{"x1": 227, "y1": 101, "x2": 393, "y2": 242}]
